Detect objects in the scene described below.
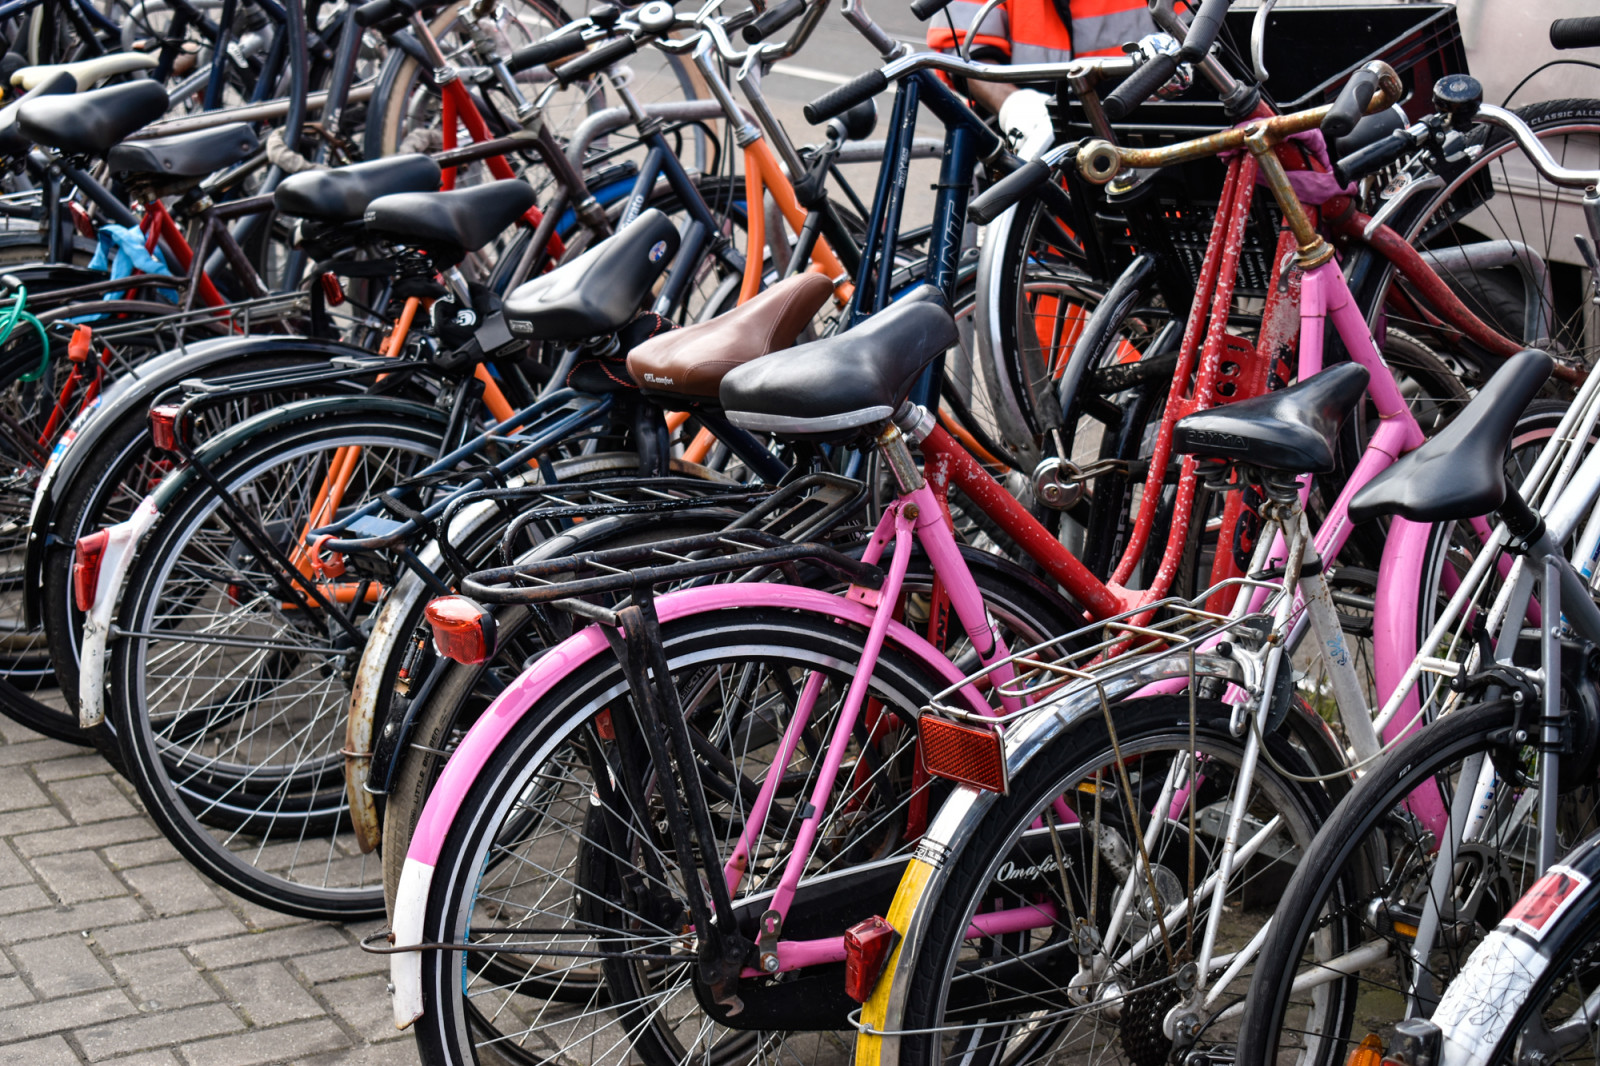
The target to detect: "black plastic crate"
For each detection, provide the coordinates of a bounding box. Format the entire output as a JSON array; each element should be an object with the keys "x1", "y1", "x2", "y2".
[{"x1": 1052, "y1": 4, "x2": 1467, "y2": 143}]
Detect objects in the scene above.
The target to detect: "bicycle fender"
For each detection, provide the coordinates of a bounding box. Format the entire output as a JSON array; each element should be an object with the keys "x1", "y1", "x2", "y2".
[
  {"x1": 77, "y1": 494, "x2": 161, "y2": 728},
  {"x1": 855, "y1": 651, "x2": 1243, "y2": 1066},
  {"x1": 389, "y1": 582, "x2": 997, "y2": 1030}
]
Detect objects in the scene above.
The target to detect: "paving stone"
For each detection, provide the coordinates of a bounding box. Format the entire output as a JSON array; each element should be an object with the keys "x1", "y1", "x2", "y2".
[
  {"x1": 0, "y1": 882, "x2": 52, "y2": 916},
  {"x1": 32, "y1": 753, "x2": 117, "y2": 781},
  {"x1": 0, "y1": 772, "x2": 51, "y2": 812},
  {"x1": 12, "y1": 933, "x2": 116, "y2": 997},
  {"x1": 112, "y1": 949, "x2": 219, "y2": 1011},
  {"x1": 103, "y1": 836, "x2": 185, "y2": 871},
  {"x1": 121, "y1": 861, "x2": 221, "y2": 916},
  {"x1": 97, "y1": 1053, "x2": 183, "y2": 1066},
  {"x1": 0, "y1": 839, "x2": 32, "y2": 886},
  {"x1": 0, "y1": 987, "x2": 137, "y2": 1042},
  {"x1": 15, "y1": 816, "x2": 157, "y2": 857},
  {"x1": 31, "y1": 850, "x2": 127, "y2": 905},
  {"x1": 316, "y1": 973, "x2": 408, "y2": 1044},
  {"x1": 0, "y1": 896, "x2": 147, "y2": 943},
  {"x1": 0, "y1": 969, "x2": 36, "y2": 1008},
  {"x1": 292, "y1": 946, "x2": 388, "y2": 985},
  {"x1": 77, "y1": 1003, "x2": 245, "y2": 1060},
  {"x1": 0, "y1": 806, "x2": 71, "y2": 837},
  {"x1": 94, "y1": 910, "x2": 248, "y2": 955},
  {"x1": 213, "y1": 961, "x2": 322, "y2": 1026},
  {"x1": 0, "y1": 737, "x2": 84, "y2": 768},
  {"x1": 180, "y1": 1019, "x2": 350, "y2": 1066},
  {"x1": 48, "y1": 775, "x2": 141, "y2": 824},
  {"x1": 187, "y1": 923, "x2": 347, "y2": 970},
  {"x1": 0, "y1": 1034, "x2": 82, "y2": 1066}
]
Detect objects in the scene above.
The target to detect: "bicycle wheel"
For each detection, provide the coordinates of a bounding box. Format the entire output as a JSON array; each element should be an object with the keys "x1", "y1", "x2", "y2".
[
  {"x1": 882, "y1": 694, "x2": 1337, "y2": 1066},
  {"x1": 1430, "y1": 830, "x2": 1600, "y2": 1066},
  {"x1": 1374, "y1": 99, "x2": 1600, "y2": 386},
  {"x1": 410, "y1": 583, "x2": 1076, "y2": 1066},
  {"x1": 1237, "y1": 697, "x2": 1600, "y2": 1066},
  {"x1": 109, "y1": 403, "x2": 448, "y2": 918}
]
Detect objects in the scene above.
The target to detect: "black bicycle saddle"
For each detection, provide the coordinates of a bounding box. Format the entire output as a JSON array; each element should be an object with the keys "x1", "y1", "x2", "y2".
[
  {"x1": 1349, "y1": 349, "x2": 1553, "y2": 525},
  {"x1": 501, "y1": 209, "x2": 680, "y2": 342},
  {"x1": 108, "y1": 122, "x2": 259, "y2": 181},
  {"x1": 1173, "y1": 362, "x2": 1370, "y2": 475},
  {"x1": 0, "y1": 70, "x2": 74, "y2": 157},
  {"x1": 275, "y1": 154, "x2": 443, "y2": 224},
  {"x1": 18, "y1": 79, "x2": 169, "y2": 156},
  {"x1": 364, "y1": 179, "x2": 536, "y2": 264},
  {"x1": 720, "y1": 286, "x2": 957, "y2": 442}
]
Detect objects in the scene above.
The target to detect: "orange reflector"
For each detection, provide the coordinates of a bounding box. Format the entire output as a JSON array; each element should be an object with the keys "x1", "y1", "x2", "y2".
[
  {"x1": 424, "y1": 596, "x2": 497, "y2": 665},
  {"x1": 1391, "y1": 920, "x2": 1418, "y2": 939},
  {"x1": 918, "y1": 714, "x2": 1007, "y2": 794},
  {"x1": 73, "y1": 529, "x2": 110, "y2": 613},
  {"x1": 1346, "y1": 1033, "x2": 1384, "y2": 1066},
  {"x1": 843, "y1": 915, "x2": 897, "y2": 1003},
  {"x1": 149, "y1": 404, "x2": 189, "y2": 453}
]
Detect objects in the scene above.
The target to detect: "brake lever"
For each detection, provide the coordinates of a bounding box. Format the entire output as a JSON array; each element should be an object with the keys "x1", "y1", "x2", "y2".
[{"x1": 1249, "y1": 0, "x2": 1278, "y2": 83}]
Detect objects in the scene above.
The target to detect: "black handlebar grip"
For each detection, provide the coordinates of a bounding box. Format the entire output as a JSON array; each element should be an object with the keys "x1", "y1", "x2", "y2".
[
  {"x1": 744, "y1": 0, "x2": 806, "y2": 43},
  {"x1": 1551, "y1": 17, "x2": 1600, "y2": 50},
  {"x1": 507, "y1": 28, "x2": 586, "y2": 72},
  {"x1": 353, "y1": 0, "x2": 397, "y2": 26},
  {"x1": 1100, "y1": 53, "x2": 1178, "y2": 122},
  {"x1": 1321, "y1": 66, "x2": 1381, "y2": 140},
  {"x1": 804, "y1": 68, "x2": 887, "y2": 125},
  {"x1": 1332, "y1": 128, "x2": 1413, "y2": 187},
  {"x1": 968, "y1": 158, "x2": 1052, "y2": 225},
  {"x1": 551, "y1": 34, "x2": 639, "y2": 85},
  {"x1": 1178, "y1": 0, "x2": 1231, "y2": 60},
  {"x1": 910, "y1": 0, "x2": 953, "y2": 19}
]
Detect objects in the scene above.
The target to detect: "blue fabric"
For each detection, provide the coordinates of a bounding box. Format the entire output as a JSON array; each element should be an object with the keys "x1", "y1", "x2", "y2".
[{"x1": 72, "y1": 225, "x2": 177, "y2": 321}]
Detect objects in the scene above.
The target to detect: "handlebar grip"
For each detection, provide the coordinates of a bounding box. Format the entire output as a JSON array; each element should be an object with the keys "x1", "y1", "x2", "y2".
[
  {"x1": 353, "y1": 0, "x2": 397, "y2": 26},
  {"x1": 804, "y1": 68, "x2": 887, "y2": 125},
  {"x1": 1551, "y1": 17, "x2": 1600, "y2": 49},
  {"x1": 910, "y1": 0, "x2": 953, "y2": 19},
  {"x1": 1101, "y1": 53, "x2": 1178, "y2": 122},
  {"x1": 507, "y1": 28, "x2": 587, "y2": 72},
  {"x1": 1332, "y1": 127, "x2": 1413, "y2": 187},
  {"x1": 1321, "y1": 66, "x2": 1381, "y2": 140},
  {"x1": 1178, "y1": 0, "x2": 1230, "y2": 61},
  {"x1": 744, "y1": 0, "x2": 806, "y2": 43},
  {"x1": 968, "y1": 158, "x2": 1052, "y2": 226},
  {"x1": 550, "y1": 34, "x2": 639, "y2": 85}
]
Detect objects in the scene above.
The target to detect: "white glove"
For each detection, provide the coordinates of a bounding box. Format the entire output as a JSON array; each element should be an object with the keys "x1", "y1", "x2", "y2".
[{"x1": 998, "y1": 88, "x2": 1055, "y2": 160}]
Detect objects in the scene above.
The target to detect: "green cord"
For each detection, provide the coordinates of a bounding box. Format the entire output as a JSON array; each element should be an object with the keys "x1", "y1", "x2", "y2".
[{"x1": 3, "y1": 286, "x2": 52, "y2": 384}]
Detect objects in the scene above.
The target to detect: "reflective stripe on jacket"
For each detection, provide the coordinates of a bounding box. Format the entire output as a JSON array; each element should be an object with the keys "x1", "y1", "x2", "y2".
[{"x1": 927, "y1": 0, "x2": 1151, "y2": 63}]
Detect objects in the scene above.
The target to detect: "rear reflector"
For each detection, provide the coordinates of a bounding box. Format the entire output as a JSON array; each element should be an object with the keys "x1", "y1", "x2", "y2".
[
  {"x1": 1346, "y1": 1034, "x2": 1384, "y2": 1066},
  {"x1": 425, "y1": 596, "x2": 496, "y2": 665},
  {"x1": 919, "y1": 714, "x2": 1007, "y2": 794},
  {"x1": 843, "y1": 915, "x2": 898, "y2": 1003},
  {"x1": 73, "y1": 529, "x2": 111, "y2": 613},
  {"x1": 149, "y1": 404, "x2": 189, "y2": 453}
]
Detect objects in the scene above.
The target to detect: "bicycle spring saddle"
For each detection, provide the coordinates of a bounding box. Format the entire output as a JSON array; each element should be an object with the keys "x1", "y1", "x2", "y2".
[
  {"x1": 1349, "y1": 349, "x2": 1553, "y2": 525},
  {"x1": 627, "y1": 272, "x2": 834, "y2": 404},
  {"x1": 109, "y1": 123, "x2": 260, "y2": 189},
  {"x1": 1172, "y1": 361, "x2": 1371, "y2": 474},
  {"x1": 363, "y1": 179, "x2": 537, "y2": 265},
  {"x1": 719, "y1": 285, "x2": 958, "y2": 441},
  {"x1": 11, "y1": 52, "x2": 158, "y2": 92},
  {"x1": 274, "y1": 155, "x2": 443, "y2": 224},
  {"x1": 0, "y1": 70, "x2": 73, "y2": 157},
  {"x1": 18, "y1": 79, "x2": 169, "y2": 156},
  {"x1": 501, "y1": 209, "x2": 680, "y2": 342}
]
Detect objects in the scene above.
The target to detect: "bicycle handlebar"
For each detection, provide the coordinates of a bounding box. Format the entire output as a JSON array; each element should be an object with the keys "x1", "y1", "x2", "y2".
[
  {"x1": 550, "y1": 33, "x2": 640, "y2": 85},
  {"x1": 803, "y1": 68, "x2": 886, "y2": 123},
  {"x1": 909, "y1": 0, "x2": 953, "y2": 19},
  {"x1": 745, "y1": 0, "x2": 806, "y2": 43},
  {"x1": 1321, "y1": 64, "x2": 1382, "y2": 140},
  {"x1": 1551, "y1": 17, "x2": 1600, "y2": 50},
  {"x1": 507, "y1": 27, "x2": 587, "y2": 72},
  {"x1": 1100, "y1": 53, "x2": 1178, "y2": 121},
  {"x1": 1476, "y1": 103, "x2": 1600, "y2": 189},
  {"x1": 967, "y1": 155, "x2": 1054, "y2": 224}
]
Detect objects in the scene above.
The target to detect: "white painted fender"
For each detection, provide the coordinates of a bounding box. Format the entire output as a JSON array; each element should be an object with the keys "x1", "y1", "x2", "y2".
[
  {"x1": 77, "y1": 495, "x2": 161, "y2": 728},
  {"x1": 391, "y1": 857, "x2": 434, "y2": 1029}
]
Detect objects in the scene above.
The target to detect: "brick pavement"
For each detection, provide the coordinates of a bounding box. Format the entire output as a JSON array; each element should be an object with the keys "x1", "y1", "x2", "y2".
[{"x1": 0, "y1": 711, "x2": 419, "y2": 1065}]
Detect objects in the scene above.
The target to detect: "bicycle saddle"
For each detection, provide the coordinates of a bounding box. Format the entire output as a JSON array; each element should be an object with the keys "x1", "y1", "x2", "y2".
[
  {"x1": 1349, "y1": 349, "x2": 1553, "y2": 525},
  {"x1": 720, "y1": 286, "x2": 958, "y2": 441},
  {"x1": 109, "y1": 122, "x2": 258, "y2": 183},
  {"x1": 363, "y1": 179, "x2": 536, "y2": 265},
  {"x1": 274, "y1": 154, "x2": 442, "y2": 224},
  {"x1": 12, "y1": 52, "x2": 158, "y2": 91},
  {"x1": 18, "y1": 80, "x2": 168, "y2": 157},
  {"x1": 1172, "y1": 362, "x2": 1370, "y2": 475},
  {"x1": 502, "y1": 209, "x2": 680, "y2": 343},
  {"x1": 628, "y1": 272, "x2": 834, "y2": 403},
  {"x1": 0, "y1": 70, "x2": 73, "y2": 157}
]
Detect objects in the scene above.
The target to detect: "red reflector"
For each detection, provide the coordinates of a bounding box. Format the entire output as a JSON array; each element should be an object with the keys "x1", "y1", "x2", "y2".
[
  {"x1": 320, "y1": 272, "x2": 346, "y2": 306},
  {"x1": 919, "y1": 714, "x2": 1008, "y2": 794},
  {"x1": 149, "y1": 405, "x2": 188, "y2": 453},
  {"x1": 67, "y1": 324, "x2": 93, "y2": 363},
  {"x1": 843, "y1": 915, "x2": 898, "y2": 1003},
  {"x1": 425, "y1": 596, "x2": 496, "y2": 664},
  {"x1": 73, "y1": 529, "x2": 111, "y2": 613}
]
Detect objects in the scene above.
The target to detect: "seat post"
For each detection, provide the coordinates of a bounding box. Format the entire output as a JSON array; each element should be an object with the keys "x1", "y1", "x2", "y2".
[{"x1": 876, "y1": 422, "x2": 925, "y2": 495}]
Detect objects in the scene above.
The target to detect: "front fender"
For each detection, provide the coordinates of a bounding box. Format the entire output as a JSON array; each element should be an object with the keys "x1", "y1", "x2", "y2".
[
  {"x1": 855, "y1": 651, "x2": 1242, "y2": 1066},
  {"x1": 77, "y1": 494, "x2": 162, "y2": 727},
  {"x1": 389, "y1": 582, "x2": 995, "y2": 1030}
]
